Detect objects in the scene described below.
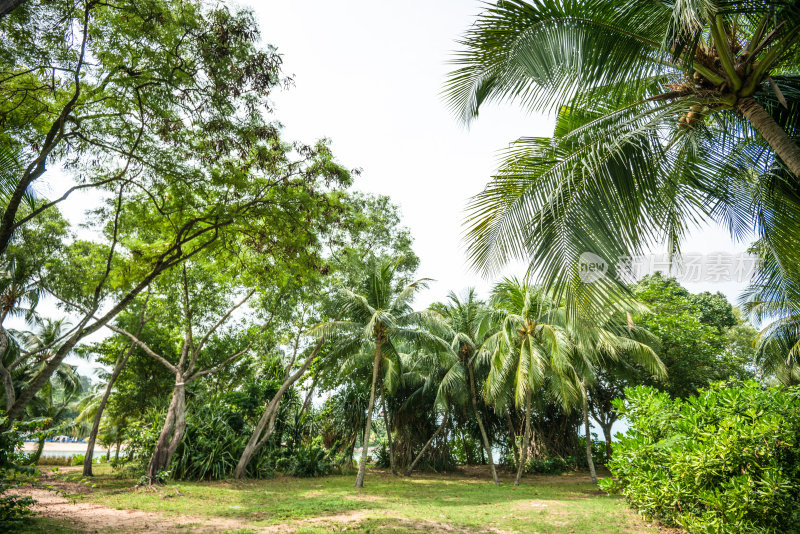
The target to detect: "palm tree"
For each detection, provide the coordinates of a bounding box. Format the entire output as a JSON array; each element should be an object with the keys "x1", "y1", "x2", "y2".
[
  {"x1": 742, "y1": 238, "x2": 800, "y2": 385},
  {"x1": 484, "y1": 277, "x2": 575, "y2": 485},
  {"x1": 446, "y1": 0, "x2": 800, "y2": 317},
  {"x1": 435, "y1": 289, "x2": 501, "y2": 484},
  {"x1": 314, "y1": 258, "x2": 445, "y2": 488},
  {"x1": 335, "y1": 343, "x2": 404, "y2": 476},
  {"x1": 0, "y1": 255, "x2": 44, "y2": 411},
  {"x1": 17, "y1": 319, "x2": 85, "y2": 464},
  {"x1": 565, "y1": 311, "x2": 665, "y2": 483}
]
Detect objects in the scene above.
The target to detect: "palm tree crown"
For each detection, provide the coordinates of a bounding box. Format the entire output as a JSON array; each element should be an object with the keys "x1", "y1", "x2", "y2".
[{"x1": 447, "y1": 0, "x2": 800, "y2": 319}]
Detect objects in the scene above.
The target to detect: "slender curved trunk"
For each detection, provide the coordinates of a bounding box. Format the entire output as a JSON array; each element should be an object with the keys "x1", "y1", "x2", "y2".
[
  {"x1": 355, "y1": 337, "x2": 382, "y2": 488},
  {"x1": 467, "y1": 363, "x2": 498, "y2": 485},
  {"x1": 300, "y1": 379, "x2": 316, "y2": 419},
  {"x1": 0, "y1": 0, "x2": 28, "y2": 18},
  {"x1": 0, "y1": 324, "x2": 16, "y2": 412},
  {"x1": 515, "y1": 389, "x2": 531, "y2": 486},
  {"x1": 583, "y1": 382, "x2": 597, "y2": 485},
  {"x1": 738, "y1": 96, "x2": 800, "y2": 178},
  {"x1": 146, "y1": 378, "x2": 186, "y2": 484},
  {"x1": 234, "y1": 339, "x2": 324, "y2": 479},
  {"x1": 381, "y1": 388, "x2": 397, "y2": 475},
  {"x1": 83, "y1": 342, "x2": 136, "y2": 476},
  {"x1": 504, "y1": 410, "x2": 519, "y2": 466},
  {"x1": 23, "y1": 435, "x2": 45, "y2": 465},
  {"x1": 406, "y1": 408, "x2": 449, "y2": 476},
  {"x1": 601, "y1": 424, "x2": 613, "y2": 461},
  {"x1": 461, "y1": 428, "x2": 470, "y2": 465}
]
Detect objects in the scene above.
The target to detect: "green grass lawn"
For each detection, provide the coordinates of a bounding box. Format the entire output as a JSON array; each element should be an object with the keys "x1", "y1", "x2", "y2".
[{"x1": 21, "y1": 465, "x2": 665, "y2": 533}]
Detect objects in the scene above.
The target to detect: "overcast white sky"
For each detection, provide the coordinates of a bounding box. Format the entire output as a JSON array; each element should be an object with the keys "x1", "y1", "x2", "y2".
[{"x1": 244, "y1": 0, "x2": 751, "y2": 306}]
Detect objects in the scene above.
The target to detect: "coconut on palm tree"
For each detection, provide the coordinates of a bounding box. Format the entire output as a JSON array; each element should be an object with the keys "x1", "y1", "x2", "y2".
[
  {"x1": 313, "y1": 258, "x2": 445, "y2": 488},
  {"x1": 447, "y1": 0, "x2": 800, "y2": 320}
]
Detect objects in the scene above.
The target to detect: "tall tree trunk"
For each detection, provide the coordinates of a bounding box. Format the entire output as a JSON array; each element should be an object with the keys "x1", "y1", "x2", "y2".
[
  {"x1": 234, "y1": 339, "x2": 323, "y2": 479},
  {"x1": 738, "y1": 96, "x2": 800, "y2": 178},
  {"x1": 406, "y1": 408, "x2": 449, "y2": 476},
  {"x1": 601, "y1": 423, "x2": 613, "y2": 462},
  {"x1": 582, "y1": 382, "x2": 597, "y2": 485},
  {"x1": 348, "y1": 435, "x2": 357, "y2": 467},
  {"x1": 0, "y1": 0, "x2": 28, "y2": 18},
  {"x1": 299, "y1": 378, "x2": 316, "y2": 419},
  {"x1": 467, "y1": 363, "x2": 498, "y2": 485},
  {"x1": 146, "y1": 379, "x2": 186, "y2": 484},
  {"x1": 23, "y1": 435, "x2": 45, "y2": 465},
  {"x1": 381, "y1": 388, "x2": 397, "y2": 475},
  {"x1": 461, "y1": 428, "x2": 471, "y2": 466},
  {"x1": 504, "y1": 410, "x2": 519, "y2": 466},
  {"x1": 83, "y1": 340, "x2": 136, "y2": 476},
  {"x1": 515, "y1": 389, "x2": 531, "y2": 486},
  {"x1": 355, "y1": 338, "x2": 382, "y2": 488},
  {"x1": 0, "y1": 324, "x2": 16, "y2": 412}
]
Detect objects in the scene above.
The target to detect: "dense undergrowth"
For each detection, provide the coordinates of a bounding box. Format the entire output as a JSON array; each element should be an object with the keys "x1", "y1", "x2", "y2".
[{"x1": 602, "y1": 381, "x2": 800, "y2": 533}]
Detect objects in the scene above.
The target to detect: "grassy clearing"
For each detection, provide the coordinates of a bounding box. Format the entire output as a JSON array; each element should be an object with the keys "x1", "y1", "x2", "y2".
[{"x1": 20, "y1": 465, "x2": 667, "y2": 533}]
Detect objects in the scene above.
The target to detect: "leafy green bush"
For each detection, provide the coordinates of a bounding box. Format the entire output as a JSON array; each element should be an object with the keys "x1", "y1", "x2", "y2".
[
  {"x1": 171, "y1": 393, "x2": 280, "y2": 480},
  {"x1": 71, "y1": 454, "x2": 85, "y2": 466},
  {"x1": 375, "y1": 441, "x2": 391, "y2": 469},
  {"x1": 289, "y1": 438, "x2": 331, "y2": 478},
  {"x1": 0, "y1": 415, "x2": 39, "y2": 530},
  {"x1": 577, "y1": 437, "x2": 608, "y2": 467},
  {"x1": 601, "y1": 382, "x2": 800, "y2": 534}
]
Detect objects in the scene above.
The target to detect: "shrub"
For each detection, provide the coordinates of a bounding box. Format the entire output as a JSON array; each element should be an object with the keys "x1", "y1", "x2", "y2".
[
  {"x1": 526, "y1": 456, "x2": 573, "y2": 475},
  {"x1": 601, "y1": 381, "x2": 800, "y2": 534},
  {"x1": 375, "y1": 441, "x2": 391, "y2": 469},
  {"x1": 0, "y1": 415, "x2": 40, "y2": 530},
  {"x1": 289, "y1": 438, "x2": 331, "y2": 478},
  {"x1": 71, "y1": 454, "x2": 85, "y2": 466}
]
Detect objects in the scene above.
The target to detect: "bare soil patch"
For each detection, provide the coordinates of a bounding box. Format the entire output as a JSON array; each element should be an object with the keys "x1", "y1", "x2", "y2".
[{"x1": 19, "y1": 488, "x2": 262, "y2": 533}]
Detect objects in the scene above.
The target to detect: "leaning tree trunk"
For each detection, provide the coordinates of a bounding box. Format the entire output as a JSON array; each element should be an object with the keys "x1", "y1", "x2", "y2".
[
  {"x1": 355, "y1": 338, "x2": 382, "y2": 488},
  {"x1": 23, "y1": 434, "x2": 45, "y2": 465},
  {"x1": 406, "y1": 408, "x2": 449, "y2": 476},
  {"x1": 515, "y1": 389, "x2": 532, "y2": 486},
  {"x1": 582, "y1": 382, "x2": 597, "y2": 485},
  {"x1": 467, "y1": 363, "x2": 499, "y2": 485},
  {"x1": 146, "y1": 379, "x2": 186, "y2": 484},
  {"x1": 0, "y1": 324, "x2": 16, "y2": 412},
  {"x1": 601, "y1": 423, "x2": 613, "y2": 461},
  {"x1": 738, "y1": 96, "x2": 800, "y2": 178},
  {"x1": 381, "y1": 389, "x2": 398, "y2": 475},
  {"x1": 83, "y1": 342, "x2": 136, "y2": 476},
  {"x1": 0, "y1": 0, "x2": 28, "y2": 18},
  {"x1": 504, "y1": 410, "x2": 519, "y2": 466}
]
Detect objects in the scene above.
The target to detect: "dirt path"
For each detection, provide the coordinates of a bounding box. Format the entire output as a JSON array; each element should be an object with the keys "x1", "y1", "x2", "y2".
[{"x1": 20, "y1": 487, "x2": 267, "y2": 533}]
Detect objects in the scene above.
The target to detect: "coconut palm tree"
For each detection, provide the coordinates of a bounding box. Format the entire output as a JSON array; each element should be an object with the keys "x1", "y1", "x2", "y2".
[
  {"x1": 484, "y1": 277, "x2": 575, "y2": 485},
  {"x1": 335, "y1": 342, "x2": 404, "y2": 476},
  {"x1": 446, "y1": 0, "x2": 800, "y2": 317},
  {"x1": 742, "y1": 236, "x2": 800, "y2": 385},
  {"x1": 314, "y1": 258, "x2": 445, "y2": 488},
  {"x1": 434, "y1": 289, "x2": 501, "y2": 484},
  {"x1": 16, "y1": 318, "x2": 85, "y2": 464},
  {"x1": 0, "y1": 255, "x2": 44, "y2": 410},
  {"x1": 564, "y1": 311, "x2": 665, "y2": 483}
]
